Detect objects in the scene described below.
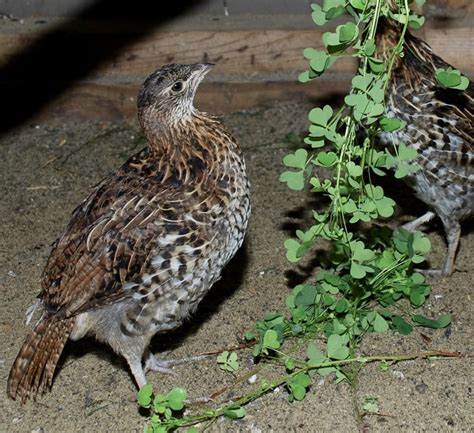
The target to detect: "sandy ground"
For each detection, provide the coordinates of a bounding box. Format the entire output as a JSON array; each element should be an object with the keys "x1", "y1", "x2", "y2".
[{"x1": 0, "y1": 102, "x2": 472, "y2": 433}]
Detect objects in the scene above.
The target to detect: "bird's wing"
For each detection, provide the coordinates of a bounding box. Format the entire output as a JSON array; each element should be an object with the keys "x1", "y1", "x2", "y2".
[{"x1": 40, "y1": 151, "x2": 219, "y2": 317}]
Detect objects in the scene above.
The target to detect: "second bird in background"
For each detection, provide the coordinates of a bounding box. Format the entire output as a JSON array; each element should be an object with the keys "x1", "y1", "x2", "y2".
[{"x1": 377, "y1": 18, "x2": 473, "y2": 275}]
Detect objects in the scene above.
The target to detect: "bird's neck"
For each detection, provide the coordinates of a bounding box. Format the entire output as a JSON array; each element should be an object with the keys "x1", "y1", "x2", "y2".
[
  {"x1": 141, "y1": 111, "x2": 239, "y2": 185},
  {"x1": 376, "y1": 18, "x2": 403, "y2": 62},
  {"x1": 376, "y1": 18, "x2": 437, "y2": 81}
]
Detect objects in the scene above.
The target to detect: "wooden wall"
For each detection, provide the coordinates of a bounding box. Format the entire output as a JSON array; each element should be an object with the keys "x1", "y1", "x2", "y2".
[{"x1": 0, "y1": 0, "x2": 472, "y2": 125}]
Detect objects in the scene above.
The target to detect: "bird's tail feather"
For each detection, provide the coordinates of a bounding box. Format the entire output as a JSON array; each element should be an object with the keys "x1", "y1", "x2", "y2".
[{"x1": 7, "y1": 316, "x2": 74, "y2": 402}]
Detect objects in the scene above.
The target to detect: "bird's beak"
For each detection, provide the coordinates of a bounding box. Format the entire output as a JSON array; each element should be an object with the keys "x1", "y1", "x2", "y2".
[{"x1": 192, "y1": 63, "x2": 214, "y2": 79}]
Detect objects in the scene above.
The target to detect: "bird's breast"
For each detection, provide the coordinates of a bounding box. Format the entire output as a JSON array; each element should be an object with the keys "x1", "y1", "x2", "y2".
[{"x1": 117, "y1": 157, "x2": 250, "y2": 339}]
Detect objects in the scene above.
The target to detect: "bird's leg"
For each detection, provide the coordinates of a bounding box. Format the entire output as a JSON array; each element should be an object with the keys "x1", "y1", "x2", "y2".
[
  {"x1": 402, "y1": 211, "x2": 439, "y2": 275},
  {"x1": 402, "y1": 211, "x2": 436, "y2": 232},
  {"x1": 124, "y1": 353, "x2": 148, "y2": 389}
]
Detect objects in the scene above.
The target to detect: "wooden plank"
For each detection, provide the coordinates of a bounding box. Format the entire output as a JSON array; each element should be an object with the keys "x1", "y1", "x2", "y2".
[
  {"x1": 426, "y1": 0, "x2": 474, "y2": 16},
  {"x1": 0, "y1": 19, "x2": 471, "y2": 124},
  {"x1": 105, "y1": 27, "x2": 473, "y2": 77},
  {"x1": 1, "y1": 0, "x2": 472, "y2": 19},
  {"x1": 0, "y1": 0, "x2": 315, "y2": 17},
  {"x1": 0, "y1": 27, "x2": 472, "y2": 80},
  {"x1": 0, "y1": 29, "x2": 355, "y2": 77},
  {"x1": 425, "y1": 27, "x2": 474, "y2": 71}
]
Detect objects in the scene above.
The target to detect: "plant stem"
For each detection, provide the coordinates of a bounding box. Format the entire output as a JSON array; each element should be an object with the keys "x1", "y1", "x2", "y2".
[
  {"x1": 383, "y1": 0, "x2": 411, "y2": 92},
  {"x1": 180, "y1": 350, "x2": 465, "y2": 430}
]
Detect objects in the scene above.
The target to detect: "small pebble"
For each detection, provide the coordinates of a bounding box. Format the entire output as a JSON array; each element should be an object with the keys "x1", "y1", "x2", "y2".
[
  {"x1": 248, "y1": 374, "x2": 258, "y2": 384},
  {"x1": 415, "y1": 382, "x2": 429, "y2": 394},
  {"x1": 392, "y1": 370, "x2": 405, "y2": 380}
]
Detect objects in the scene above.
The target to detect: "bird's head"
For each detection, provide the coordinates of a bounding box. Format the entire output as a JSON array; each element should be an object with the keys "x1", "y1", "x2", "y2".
[{"x1": 137, "y1": 63, "x2": 213, "y2": 129}]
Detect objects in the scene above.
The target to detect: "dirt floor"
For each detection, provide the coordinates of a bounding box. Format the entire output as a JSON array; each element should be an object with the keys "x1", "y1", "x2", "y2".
[{"x1": 0, "y1": 101, "x2": 472, "y2": 433}]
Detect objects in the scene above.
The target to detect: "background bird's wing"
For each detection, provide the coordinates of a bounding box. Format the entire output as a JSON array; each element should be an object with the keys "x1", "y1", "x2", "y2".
[{"x1": 393, "y1": 36, "x2": 474, "y2": 181}]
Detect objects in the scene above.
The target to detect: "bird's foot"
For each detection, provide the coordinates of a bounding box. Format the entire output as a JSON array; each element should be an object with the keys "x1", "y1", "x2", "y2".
[
  {"x1": 144, "y1": 352, "x2": 177, "y2": 375},
  {"x1": 145, "y1": 352, "x2": 209, "y2": 375},
  {"x1": 415, "y1": 267, "x2": 442, "y2": 276},
  {"x1": 402, "y1": 211, "x2": 436, "y2": 233},
  {"x1": 414, "y1": 266, "x2": 452, "y2": 277}
]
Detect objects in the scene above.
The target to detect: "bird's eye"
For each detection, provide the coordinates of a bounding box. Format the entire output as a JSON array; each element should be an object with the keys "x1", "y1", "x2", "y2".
[{"x1": 171, "y1": 81, "x2": 184, "y2": 92}]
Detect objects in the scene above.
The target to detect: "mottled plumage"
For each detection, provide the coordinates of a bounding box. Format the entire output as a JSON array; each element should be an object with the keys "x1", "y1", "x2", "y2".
[
  {"x1": 378, "y1": 20, "x2": 473, "y2": 275},
  {"x1": 8, "y1": 63, "x2": 250, "y2": 402}
]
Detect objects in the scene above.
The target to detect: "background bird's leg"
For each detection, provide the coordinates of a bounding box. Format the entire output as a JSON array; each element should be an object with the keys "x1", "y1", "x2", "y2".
[
  {"x1": 441, "y1": 220, "x2": 461, "y2": 276},
  {"x1": 416, "y1": 218, "x2": 460, "y2": 276},
  {"x1": 402, "y1": 211, "x2": 436, "y2": 232}
]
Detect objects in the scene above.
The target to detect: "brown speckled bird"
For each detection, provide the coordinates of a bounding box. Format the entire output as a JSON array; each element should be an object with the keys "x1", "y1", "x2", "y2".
[
  {"x1": 8, "y1": 63, "x2": 250, "y2": 402},
  {"x1": 377, "y1": 19, "x2": 473, "y2": 275}
]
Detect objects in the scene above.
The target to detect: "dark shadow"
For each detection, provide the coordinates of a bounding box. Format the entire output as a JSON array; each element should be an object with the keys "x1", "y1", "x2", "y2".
[
  {"x1": 308, "y1": 91, "x2": 346, "y2": 109},
  {"x1": 284, "y1": 254, "x2": 325, "y2": 288},
  {"x1": 0, "y1": 0, "x2": 204, "y2": 136},
  {"x1": 373, "y1": 170, "x2": 431, "y2": 222},
  {"x1": 280, "y1": 205, "x2": 308, "y2": 235},
  {"x1": 280, "y1": 194, "x2": 330, "y2": 237},
  {"x1": 280, "y1": 195, "x2": 330, "y2": 288}
]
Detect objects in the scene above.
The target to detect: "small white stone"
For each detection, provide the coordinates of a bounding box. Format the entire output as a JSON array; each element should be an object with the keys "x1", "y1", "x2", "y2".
[
  {"x1": 7, "y1": 270, "x2": 16, "y2": 277},
  {"x1": 247, "y1": 374, "x2": 258, "y2": 384},
  {"x1": 392, "y1": 370, "x2": 405, "y2": 380}
]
